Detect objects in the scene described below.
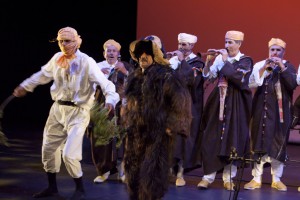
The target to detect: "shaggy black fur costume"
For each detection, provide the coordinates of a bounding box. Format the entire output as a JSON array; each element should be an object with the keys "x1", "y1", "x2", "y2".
[{"x1": 122, "y1": 63, "x2": 192, "y2": 200}]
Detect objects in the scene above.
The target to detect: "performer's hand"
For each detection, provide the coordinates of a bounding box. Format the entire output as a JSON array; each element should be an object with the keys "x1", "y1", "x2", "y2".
[
  {"x1": 105, "y1": 103, "x2": 114, "y2": 110},
  {"x1": 13, "y1": 86, "x2": 27, "y2": 97},
  {"x1": 175, "y1": 50, "x2": 184, "y2": 61},
  {"x1": 270, "y1": 56, "x2": 285, "y2": 70},
  {"x1": 218, "y1": 49, "x2": 228, "y2": 62},
  {"x1": 166, "y1": 128, "x2": 172, "y2": 136},
  {"x1": 105, "y1": 103, "x2": 115, "y2": 118},
  {"x1": 166, "y1": 50, "x2": 184, "y2": 61},
  {"x1": 115, "y1": 62, "x2": 128, "y2": 76}
]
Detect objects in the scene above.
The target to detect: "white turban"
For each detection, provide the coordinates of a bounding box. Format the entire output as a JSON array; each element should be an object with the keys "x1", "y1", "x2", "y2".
[{"x1": 178, "y1": 33, "x2": 197, "y2": 44}]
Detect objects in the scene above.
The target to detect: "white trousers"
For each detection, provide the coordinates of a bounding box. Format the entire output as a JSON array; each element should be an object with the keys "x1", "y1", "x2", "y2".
[
  {"x1": 202, "y1": 164, "x2": 237, "y2": 184},
  {"x1": 251, "y1": 154, "x2": 284, "y2": 183},
  {"x1": 42, "y1": 102, "x2": 90, "y2": 178}
]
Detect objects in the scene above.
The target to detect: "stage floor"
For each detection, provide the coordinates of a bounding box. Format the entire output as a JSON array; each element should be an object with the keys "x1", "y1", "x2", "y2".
[{"x1": 1, "y1": 129, "x2": 300, "y2": 200}]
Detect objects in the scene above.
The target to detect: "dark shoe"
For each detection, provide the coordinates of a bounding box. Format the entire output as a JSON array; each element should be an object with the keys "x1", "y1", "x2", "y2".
[
  {"x1": 32, "y1": 187, "x2": 58, "y2": 198},
  {"x1": 69, "y1": 190, "x2": 86, "y2": 200}
]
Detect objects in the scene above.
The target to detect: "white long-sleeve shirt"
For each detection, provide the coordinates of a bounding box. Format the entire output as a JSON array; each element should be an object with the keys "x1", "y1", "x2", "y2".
[
  {"x1": 169, "y1": 52, "x2": 197, "y2": 70},
  {"x1": 20, "y1": 50, "x2": 120, "y2": 110},
  {"x1": 296, "y1": 64, "x2": 300, "y2": 85},
  {"x1": 203, "y1": 51, "x2": 244, "y2": 78},
  {"x1": 97, "y1": 60, "x2": 118, "y2": 78}
]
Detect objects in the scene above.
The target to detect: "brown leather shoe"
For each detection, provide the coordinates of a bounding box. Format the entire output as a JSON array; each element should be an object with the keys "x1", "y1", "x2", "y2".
[
  {"x1": 197, "y1": 180, "x2": 210, "y2": 189},
  {"x1": 224, "y1": 182, "x2": 235, "y2": 191},
  {"x1": 271, "y1": 181, "x2": 287, "y2": 191},
  {"x1": 244, "y1": 180, "x2": 262, "y2": 190}
]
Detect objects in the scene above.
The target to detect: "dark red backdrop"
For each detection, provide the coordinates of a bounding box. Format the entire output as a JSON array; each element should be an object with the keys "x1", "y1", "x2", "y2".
[{"x1": 137, "y1": 0, "x2": 300, "y2": 100}]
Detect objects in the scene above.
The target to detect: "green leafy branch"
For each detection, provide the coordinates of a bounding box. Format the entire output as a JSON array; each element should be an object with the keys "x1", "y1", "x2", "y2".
[{"x1": 90, "y1": 103, "x2": 126, "y2": 148}]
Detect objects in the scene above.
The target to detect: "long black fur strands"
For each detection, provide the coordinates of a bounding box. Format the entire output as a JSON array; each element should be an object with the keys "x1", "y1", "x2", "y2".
[{"x1": 122, "y1": 64, "x2": 192, "y2": 200}]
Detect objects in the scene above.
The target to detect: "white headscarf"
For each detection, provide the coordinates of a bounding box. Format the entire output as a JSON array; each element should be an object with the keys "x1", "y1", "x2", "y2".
[{"x1": 178, "y1": 33, "x2": 197, "y2": 43}]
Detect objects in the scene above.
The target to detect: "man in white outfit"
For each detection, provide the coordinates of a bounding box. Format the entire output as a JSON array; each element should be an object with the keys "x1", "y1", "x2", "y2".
[{"x1": 13, "y1": 27, "x2": 120, "y2": 199}]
